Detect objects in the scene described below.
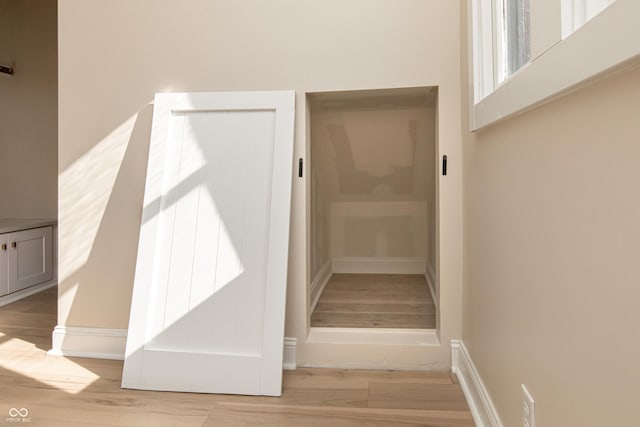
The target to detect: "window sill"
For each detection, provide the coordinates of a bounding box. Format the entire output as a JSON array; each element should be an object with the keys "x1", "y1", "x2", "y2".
[{"x1": 471, "y1": 0, "x2": 640, "y2": 131}]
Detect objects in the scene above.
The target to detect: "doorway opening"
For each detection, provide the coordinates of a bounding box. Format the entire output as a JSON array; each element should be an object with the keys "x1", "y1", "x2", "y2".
[{"x1": 307, "y1": 87, "x2": 439, "y2": 333}]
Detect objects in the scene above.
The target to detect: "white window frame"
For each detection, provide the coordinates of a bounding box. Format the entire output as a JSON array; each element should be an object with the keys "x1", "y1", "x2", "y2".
[
  {"x1": 471, "y1": 0, "x2": 532, "y2": 103},
  {"x1": 496, "y1": 0, "x2": 531, "y2": 83},
  {"x1": 468, "y1": 0, "x2": 639, "y2": 131},
  {"x1": 493, "y1": 0, "x2": 508, "y2": 85},
  {"x1": 470, "y1": 0, "x2": 495, "y2": 103},
  {"x1": 562, "y1": 0, "x2": 617, "y2": 38}
]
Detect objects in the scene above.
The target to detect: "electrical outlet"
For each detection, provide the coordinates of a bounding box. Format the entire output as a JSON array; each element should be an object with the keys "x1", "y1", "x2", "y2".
[{"x1": 522, "y1": 384, "x2": 535, "y2": 427}]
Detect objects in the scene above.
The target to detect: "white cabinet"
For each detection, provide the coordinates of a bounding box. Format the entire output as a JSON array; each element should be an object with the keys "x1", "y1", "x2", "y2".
[{"x1": 0, "y1": 226, "x2": 54, "y2": 297}]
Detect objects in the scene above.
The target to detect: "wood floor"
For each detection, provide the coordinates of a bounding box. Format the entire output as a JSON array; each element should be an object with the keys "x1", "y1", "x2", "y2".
[
  {"x1": 0, "y1": 287, "x2": 472, "y2": 426},
  {"x1": 312, "y1": 274, "x2": 436, "y2": 329}
]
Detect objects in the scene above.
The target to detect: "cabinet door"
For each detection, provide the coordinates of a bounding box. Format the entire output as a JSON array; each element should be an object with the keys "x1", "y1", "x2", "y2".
[
  {"x1": 7, "y1": 227, "x2": 54, "y2": 294},
  {"x1": 0, "y1": 234, "x2": 7, "y2": 296}
]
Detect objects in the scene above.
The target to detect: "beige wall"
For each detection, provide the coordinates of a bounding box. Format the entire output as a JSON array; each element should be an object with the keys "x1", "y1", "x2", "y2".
[
  {"x1": 58, "y1": 0, "x2": 462, "y2": 367},
  {"x1": 426, "y1": 107, "x2": 437, "y2": 288},
  {"x1": 309, "y1": 164, "x2": 330, "y2": 280},
  {"x1": 310, "y1": 106, "x2": 436, "y2": 264},
  {"x1": 0, "y1": 1, "x2": 8, "y2": 60},
  {"x1": 330, "y1": 201, "x2": 428, "y2": 259},
  {"x1": 310, "y1": 107, "x2": 435, "y2": 203},
  {"x1": 463, "y1": 49, "x2": 640, "y2": 427},
  {"x1": 0, "y1": 0, "x2": 57, "y2": 219}
]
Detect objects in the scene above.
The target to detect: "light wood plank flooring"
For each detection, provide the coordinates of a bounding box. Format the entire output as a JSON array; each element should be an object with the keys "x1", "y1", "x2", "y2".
[
  {"x1": 0, "y1": 287, "x2": 471, "y2": 426},
  {"x1": 312, "y1": 274, "x2": 436, "y2": 329}
]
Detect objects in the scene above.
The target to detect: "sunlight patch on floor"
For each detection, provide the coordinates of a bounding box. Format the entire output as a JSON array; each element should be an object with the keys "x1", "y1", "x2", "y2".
[{"x1": 0, "y1": 336, "x2": 99, "y2": 394}]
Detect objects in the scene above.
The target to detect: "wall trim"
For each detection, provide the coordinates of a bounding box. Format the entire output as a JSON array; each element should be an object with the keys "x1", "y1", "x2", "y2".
[
  {"x1": 309, "y1": 327, "x2": 439, "y2": 346},
  {"x1": 0, "y1": 280, "x2": 57, "y2": 308},
  {"x1": 48, "y1": 326, "x2": 298, "y2": 370},
  {"x1": 310, "y1": 260, "x2": 332, "y2": 311},
  {"x1": 451, "y1": 340, "x2": 503, "y2": 427},
  {"x1": 48, "y1": 326, "x2": 127, "y2": 360},
  {"x1": 332, "y1": 257, "x2": 426, "y2": 274},
  {"x1": 283, "y1": 337, "x2": 297, "y2": 370}
]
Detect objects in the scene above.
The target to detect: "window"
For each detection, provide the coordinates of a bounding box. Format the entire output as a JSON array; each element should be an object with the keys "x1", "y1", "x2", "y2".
[
  {"x1": 471, "y1": 0, "x2": 531, "y2": 102},
  {"x1": 561, "y1": 0, "x2": 617, "y2": 38},
  {"x1": 503, "y1": 0, "x2": 531, "y2": 78},
  {"x1": 468, "y1": 0, "x2": 636, "y2": 130}
]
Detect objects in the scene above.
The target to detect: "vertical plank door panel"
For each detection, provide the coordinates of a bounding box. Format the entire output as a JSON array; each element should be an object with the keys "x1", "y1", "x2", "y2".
[{"x1": 123, "y1": 91, "x2": 295, "y2": 396}]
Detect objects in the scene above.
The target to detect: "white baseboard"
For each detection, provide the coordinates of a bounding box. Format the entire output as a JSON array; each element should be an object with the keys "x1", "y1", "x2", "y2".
[
  {"x1": 451, "y1": 340, "x2": 503, "y2": 427},
  {"x1": 0, "y1": 280, "x2": 57, "y2": 308},
  {"x1": 48, "y1": 326, "x2": 127, "y2": 360},
  {"x1": 283, "y1": 337, "x2": 297, "y2": 370},
  {"x1": 48, "y1": 325, "x2": 298, "y2": 370},
  {"x1": 332, "y1": 257, "x2": 426, "y2": 274},
  {"x1": 310, "y1": 260, "x2": 332, "y2": 311}
]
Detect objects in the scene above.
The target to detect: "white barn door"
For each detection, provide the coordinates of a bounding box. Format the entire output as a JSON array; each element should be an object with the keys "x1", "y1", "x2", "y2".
[{"x1": 122, "y1": 91, "x2": 295, "y2": 396}]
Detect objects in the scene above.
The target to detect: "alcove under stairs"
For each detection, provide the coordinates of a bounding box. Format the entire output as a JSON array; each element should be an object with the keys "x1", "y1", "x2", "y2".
[{"x1": 311, "y1": 274, "x2": 435, "y2": 329}]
